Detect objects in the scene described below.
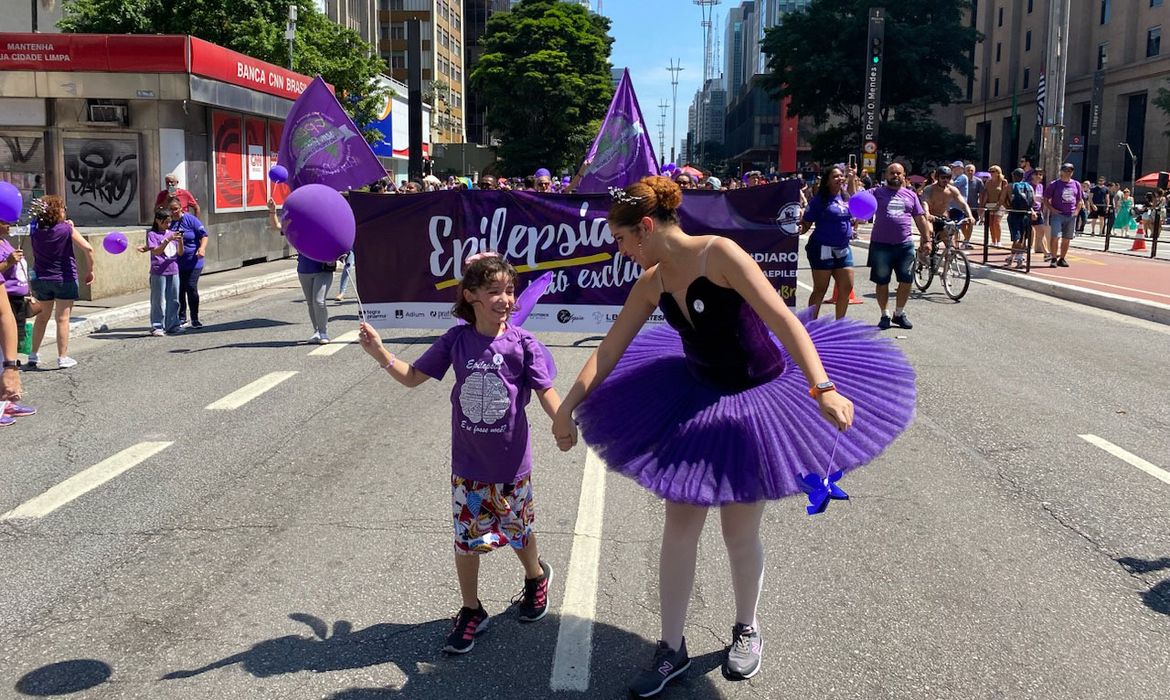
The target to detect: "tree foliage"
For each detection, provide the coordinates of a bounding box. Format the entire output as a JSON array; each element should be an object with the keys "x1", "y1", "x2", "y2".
[
  {"x1": 470, "y1": 0, "x2": 613, "y2": 175},
  {"x1": 1154, "y1": 79, "x2": 1170, "y2": 136},
  {"x1": 58, "y1": 0, "x2": 390, "y2": 142},
  {"x1": 760, "y1": 0, "x2": 978, "y2": 167}
]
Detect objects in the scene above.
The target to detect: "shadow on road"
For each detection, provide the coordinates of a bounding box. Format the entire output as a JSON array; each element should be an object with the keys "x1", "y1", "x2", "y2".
[
  {"x1": 159, "y1": 611, "x2": 727, "y2": 698},
  {"x1": 14, "y1": 658, "x2": 112, "y2": 696},
  {"x1": 1116, "y1": 556, "x2": 1170, "y2": 615}
]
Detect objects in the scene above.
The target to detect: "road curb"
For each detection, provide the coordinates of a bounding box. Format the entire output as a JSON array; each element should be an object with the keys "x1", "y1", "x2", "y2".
[
  {"x1": 851, "y1": 237, "x2": 1170, "y2": 326},
  {"x1": 69, "y1": 268, "x2": 300, "y2": 337}
]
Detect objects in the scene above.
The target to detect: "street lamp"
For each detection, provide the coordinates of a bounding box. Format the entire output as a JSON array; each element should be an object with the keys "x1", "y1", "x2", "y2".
[{"x1": 1119, "y1": 142, "x2": 1137, "y2": 189}]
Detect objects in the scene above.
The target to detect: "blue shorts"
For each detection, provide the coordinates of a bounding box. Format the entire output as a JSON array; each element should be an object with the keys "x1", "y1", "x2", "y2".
[
  {"x1": 1049, "y1": 213, "x2": 1077, "y2": 239},
  {"x1": 868, "y1": 241, "x2": 916, "y2": 285},
  {"x1": 31, "y1": 278, "x2": 80, "y2": 301},
  {"x1": 805, "y1": 241, "x2": 854, "y2": 270}
]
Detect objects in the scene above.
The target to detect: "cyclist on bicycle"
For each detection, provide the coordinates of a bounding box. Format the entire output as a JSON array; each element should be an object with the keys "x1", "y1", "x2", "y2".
[{"x1": 922, "y1": 166, "x2": 976, "y2": 245}]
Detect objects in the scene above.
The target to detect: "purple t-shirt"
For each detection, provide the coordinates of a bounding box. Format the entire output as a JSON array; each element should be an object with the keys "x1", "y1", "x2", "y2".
[
  {"x1": 0, "y1": 239, "x2": 29, "y2": 297},
  {"x1": 412, "y1": 324, "x2": 555, "y2": 483},
  {"x1": 801, "y1": 193, "x2": 853, "y2": 247},
  {"x1": 870, "y1": 187, "x2": 925, "y2": 244},
  {"x1": 31, "y1": 221, "x2": 77, "y2": 282},
  {"x1": 170, "y1": 214, "x2": 208, "y2": 271},
  {"x1": 1045, "y1": 178, "x2": 1083, "y2": 216},
  {"x1": 146, "y1": 228, "x2": 179, "y2": 276}
]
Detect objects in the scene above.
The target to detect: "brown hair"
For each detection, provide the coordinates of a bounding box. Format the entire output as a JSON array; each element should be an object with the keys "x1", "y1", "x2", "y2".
[
  {"x1": 451, "y1": 254, "x2": 517, "y2": 324},
  {"x1": 34, "y1": 194, "x2": 66, "y2": 229},
  {"x1": 608, "y1": 175, "x2": 683, "y2": 228}
]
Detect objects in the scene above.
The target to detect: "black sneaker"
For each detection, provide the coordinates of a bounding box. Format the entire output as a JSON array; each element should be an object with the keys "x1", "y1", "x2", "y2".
[
  {"x1": 190, "y1": 320, "x2": 204, "y2": 329},
  {"x1": 878, "y1": 315, "x2": 891, "y2": 330},
  {"x1": 629, "y1": 638, "x2": 690, "y2": 698},
  {"x1": 1049, "y1": 258, "x2": 1058, "y2": 267},
  {"x1": 513, "y1": 560, "x2": 553, "y2": 622},
  {"x1": 443, "y1": 603, "x2": 490, "y2": 654},
  {"x1": 892, "y1": 312, "x2": 913, "y2": 329},
  {"x1": 1057, "y1": 257, "x2": 1069, "y2": 267},
  {"x1": 724, "y1": 623, "x2": 763, "y2": 679}
]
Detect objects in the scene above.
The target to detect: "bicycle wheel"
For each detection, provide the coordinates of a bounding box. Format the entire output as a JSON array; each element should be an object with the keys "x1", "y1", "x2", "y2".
[
  {"x1": 942, "y1": 249, "x2": 971, "y2": 301},
  {"x1": 913, "y1": 254, "x2": 934, "y2": 291}
]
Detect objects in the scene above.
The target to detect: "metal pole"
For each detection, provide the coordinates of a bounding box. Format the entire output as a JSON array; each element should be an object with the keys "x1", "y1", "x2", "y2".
[
  {"x1": 1039, "y1": 0, "x2": 1071, "y2": 187},
  {"x1": 285, "y1": 5, "x2": 297, "y2": 70},
  {"x1": 31, "y1": 0, "x2": 37, "y2": 31},
  {"x1": 667, "y1": 59, "x2": 684, "y2": 164}
]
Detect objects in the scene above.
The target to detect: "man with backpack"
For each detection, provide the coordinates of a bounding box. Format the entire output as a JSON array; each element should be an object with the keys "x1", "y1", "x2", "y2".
[{"x1": 1006, "y1": 168, "x2": 1037, "y2": 269}]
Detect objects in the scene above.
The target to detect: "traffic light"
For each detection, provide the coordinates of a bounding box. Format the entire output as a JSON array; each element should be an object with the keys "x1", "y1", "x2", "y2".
[{"x1": 870, "y1": 37, "x2": 882, "y2": 64}]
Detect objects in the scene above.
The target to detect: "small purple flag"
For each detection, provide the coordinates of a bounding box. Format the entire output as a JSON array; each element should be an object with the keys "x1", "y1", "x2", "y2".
[
  {"x1": 278, "y1": 76, "x2": 386, "y2": 192},
  {"x1": 576, "y1": 69, "x2": 660, "y2": 193}
]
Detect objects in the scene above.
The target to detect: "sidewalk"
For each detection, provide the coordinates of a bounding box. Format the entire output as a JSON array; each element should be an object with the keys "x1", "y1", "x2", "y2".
[
  {"x1": 851, "y1": 225, "x2": 1170, "y2": 326},
  {"x1": 53, "y1": 258, "x2": 299, "y2": 339}
]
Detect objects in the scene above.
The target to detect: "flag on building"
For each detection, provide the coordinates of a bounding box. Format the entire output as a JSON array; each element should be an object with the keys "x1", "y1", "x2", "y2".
[
  {"x1": 575, "y1": 69, "x2": 660, "y2": 193},
  {"x1": 278, "y1": 76, "x2": 386, "y2": 191},
  {"x1": 1035, "y1": 69, "x2": 1046, "y2": 126}
]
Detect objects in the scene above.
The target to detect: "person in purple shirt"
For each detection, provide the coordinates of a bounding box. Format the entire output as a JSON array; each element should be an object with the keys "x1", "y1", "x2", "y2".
[
  {"x1": 1044, "y1": 163, "x2": 1084, "y2": 268},
  {"x1": 28, "y1": 195, "x2": 95, "y2": 369},
  {"x1": 798, "y1": 166, "x2": 860, "y2": 320},
  {"x1": 167, "y1": 196, "x2": 208, "y2": 328},
  {"x1": 358, "y1": 253, "x2": 563, "y2": 656},
  {"x1": 137, "y1": 208, "x2": 184, "y2": 336},
  {"x1": 869, "y1": 163, "x2": 931, "y2": 330}
]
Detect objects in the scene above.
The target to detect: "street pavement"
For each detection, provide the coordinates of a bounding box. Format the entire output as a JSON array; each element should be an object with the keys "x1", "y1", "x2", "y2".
[{"x1": 2, "y1": 252, "x2": 1170, "y2": 699}]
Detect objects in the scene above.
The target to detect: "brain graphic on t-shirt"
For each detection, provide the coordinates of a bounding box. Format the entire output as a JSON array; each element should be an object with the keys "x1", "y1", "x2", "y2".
[{"x1": 459, "y1": 371, "x2": 510, "y2": 425}]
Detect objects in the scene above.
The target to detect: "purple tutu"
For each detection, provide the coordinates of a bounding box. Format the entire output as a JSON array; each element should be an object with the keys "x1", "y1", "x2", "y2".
[{"x1": 575, "y1": 310, "x2": 916, "y2": 506}]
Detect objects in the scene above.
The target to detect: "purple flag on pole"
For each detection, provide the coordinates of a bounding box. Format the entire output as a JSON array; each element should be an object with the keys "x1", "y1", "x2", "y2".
[
  {"x1": 278, "y1": 76, "x2": 386, "y2": 191},
  {"x1": 576, "y1": 69, "x2": 660, "y2": 193}
]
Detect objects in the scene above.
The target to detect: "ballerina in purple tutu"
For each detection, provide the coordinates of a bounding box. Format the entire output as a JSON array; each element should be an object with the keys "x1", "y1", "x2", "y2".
[{"x1": 551, "y1": 175, "x2": 915, "y2": 697}]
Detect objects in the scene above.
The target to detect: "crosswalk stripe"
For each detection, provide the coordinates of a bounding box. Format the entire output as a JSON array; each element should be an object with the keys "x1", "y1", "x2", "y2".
[
  {"x1": 308, "y1": 329, "x2": 361, "y2": 356},
  {"x1": 1079, "y1": 434, "x2": 1170, "y2": 486},
  {"x1": 205, "y1": 371, "x2": 298, "y2": 410},
  {"x1": 1, "y1": 442, "x2": 174, "y2": 520}
]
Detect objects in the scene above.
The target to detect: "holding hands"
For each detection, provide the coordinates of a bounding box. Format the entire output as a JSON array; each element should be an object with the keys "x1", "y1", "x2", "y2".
[{"x1": 552, "y1": 407, "x2": 577, "y2": 452}]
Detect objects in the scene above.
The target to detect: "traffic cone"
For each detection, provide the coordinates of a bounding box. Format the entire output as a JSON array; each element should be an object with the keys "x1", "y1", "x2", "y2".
[
  {"x1": 1131, "y1": 221, "x2": 1147, "y2": 251},
  {"x1": 828, "y1": 284, "x2": 864, "y2": 304}
]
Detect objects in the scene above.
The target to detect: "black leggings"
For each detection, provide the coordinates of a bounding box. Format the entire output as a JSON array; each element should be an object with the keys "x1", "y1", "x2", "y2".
[{"x1": 178, "y1": 267, "x2": 202, "y2": 322}]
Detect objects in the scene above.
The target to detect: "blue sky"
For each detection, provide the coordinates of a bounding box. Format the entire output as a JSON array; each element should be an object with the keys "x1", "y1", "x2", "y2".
[{"x1": 603, "y1": 1, "x2": 708, "y2": 161}]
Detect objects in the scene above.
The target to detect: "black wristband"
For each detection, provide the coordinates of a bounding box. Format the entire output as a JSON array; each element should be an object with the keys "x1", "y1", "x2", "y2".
[{"x1": 2, "y1": 360, "x2": 19, "y2": 370}]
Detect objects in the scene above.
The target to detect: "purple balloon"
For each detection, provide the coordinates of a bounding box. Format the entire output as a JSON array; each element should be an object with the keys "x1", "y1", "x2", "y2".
[
  {"x1": 847, "y1": 190, "x2": 878, "y2": 220},
  {"x1": 102, "y1": 231, "x2": 128, "y2": 255},
  {"x1": 663, "y1": 163, "x2": 677, "y2": 172},
  {"x1": 0, "y1": 181, "x2": 21, "y2": 222},
  {"x1": 282, "y1": 184, "x2": 355, "y2": 263},
  {"x1": 269, "y1": 164, "x2": 289, "y2": 183}
]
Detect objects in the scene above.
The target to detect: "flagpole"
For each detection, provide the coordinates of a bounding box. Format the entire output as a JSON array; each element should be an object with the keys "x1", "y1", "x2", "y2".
[{"x1": 1039, "y1": 0, "x2": 1070, "y2": 182}]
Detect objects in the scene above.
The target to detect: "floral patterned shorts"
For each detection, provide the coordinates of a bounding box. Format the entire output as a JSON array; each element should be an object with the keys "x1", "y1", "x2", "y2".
[{"x1": 451, "y1": 474, "x2": 534, "y2": 554}]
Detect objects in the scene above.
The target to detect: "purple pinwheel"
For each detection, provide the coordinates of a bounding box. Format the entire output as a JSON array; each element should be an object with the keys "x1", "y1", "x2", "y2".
[{"x1": 798, "y1": 471, "x2": 849, "y2": 515}]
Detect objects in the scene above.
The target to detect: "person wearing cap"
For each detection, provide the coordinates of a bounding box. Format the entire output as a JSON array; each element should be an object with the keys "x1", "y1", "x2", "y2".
[
  {"x1": 922, "y1": 166, "x2": 976, "y2": 238},
  {"x1": 1043, "y1": 163, "x2": 1083, "y2": 267},
  {"x1": 154, "y1": 174, "x2": 200, "y2": 217},
  {"x1": 947, "y1": 161, "x2": 973, "y2": 249},
  {"x1": 704, "y1": 176, "x2": 722, "y2": 190},
  {"x1": 533, "y1": 169, "x2": 553, "y2": 192}
]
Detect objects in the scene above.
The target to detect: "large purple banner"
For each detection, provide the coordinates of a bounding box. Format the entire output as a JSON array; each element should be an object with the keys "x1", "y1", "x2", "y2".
[{"x1": 351, "y1": 181, "x2": 803, "y2": 332}]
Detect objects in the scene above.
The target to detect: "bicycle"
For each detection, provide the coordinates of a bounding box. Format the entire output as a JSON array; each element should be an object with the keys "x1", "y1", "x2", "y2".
[{"x1": 913, "y1": 216, "x2": 971, "y2": 301}]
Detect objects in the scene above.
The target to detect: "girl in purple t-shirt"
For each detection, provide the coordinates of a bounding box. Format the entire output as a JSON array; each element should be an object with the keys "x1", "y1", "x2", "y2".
[
  {"x1": 137, "y1": 208, "x2": 184, "y2": 335},
  {"x1": 358, "y1": 253, "x2": 563, "y2": 655}
]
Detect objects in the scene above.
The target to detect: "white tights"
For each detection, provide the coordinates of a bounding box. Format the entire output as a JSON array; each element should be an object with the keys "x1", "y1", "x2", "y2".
[{"x1": 658, "y1": 501, "x2": 766, "y2": 650}]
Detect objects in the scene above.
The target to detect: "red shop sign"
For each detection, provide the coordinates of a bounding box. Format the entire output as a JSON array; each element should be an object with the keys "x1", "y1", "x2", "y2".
[
  {"x1": 0, "y1": 33, "x2": 187, "y2": 72},
  {"x1": 189, "y1": 37, "x2": 316, "y2": 101}
]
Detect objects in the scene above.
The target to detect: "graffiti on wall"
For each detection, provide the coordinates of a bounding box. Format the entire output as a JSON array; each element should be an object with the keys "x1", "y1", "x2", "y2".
[{"x1": 63, "y1": 138, "x2": 139, "y2": 226}]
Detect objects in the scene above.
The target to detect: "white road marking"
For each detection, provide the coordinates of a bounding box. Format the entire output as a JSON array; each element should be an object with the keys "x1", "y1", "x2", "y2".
[
  {"x1": 1079, "y1": 434, "x2": 1170, "y2": 487},
  {"x1": 1031, "y1": 275, "x2": 1170, "y2": 301},
  {"x1": 308, "y1": 329, "x2": 361, "y2": 356},
  {"x1": 550, "y1": 447, "x2": 607, "y2": 692},
  {"x1": 205, "y1": 371, "x2": 298, "y2": 410},
  {"x1": 1, "y1": 442, "x2": 173, "y2": 520}
]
